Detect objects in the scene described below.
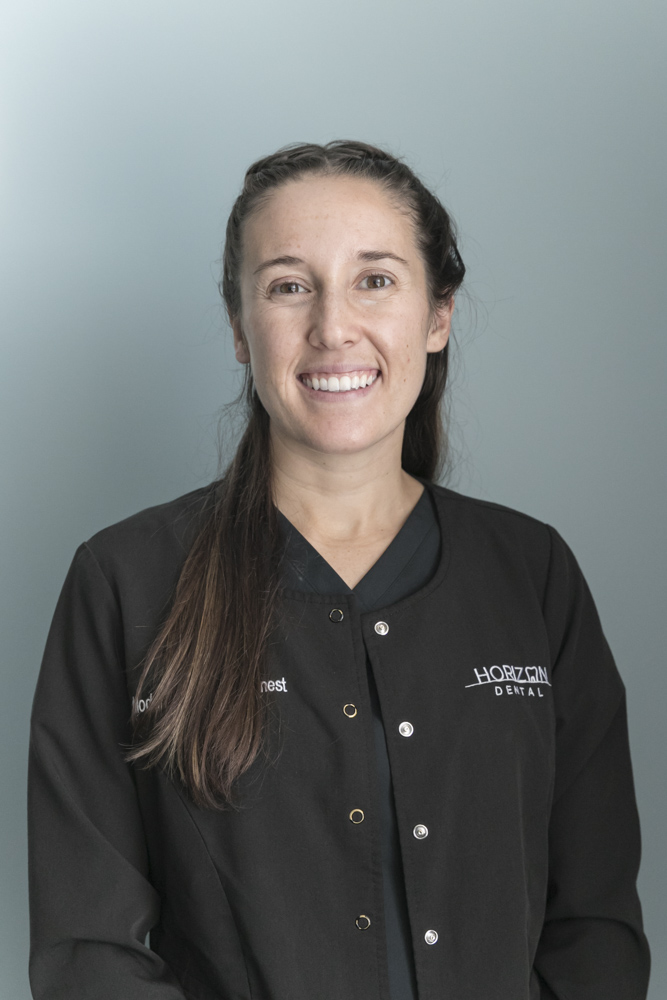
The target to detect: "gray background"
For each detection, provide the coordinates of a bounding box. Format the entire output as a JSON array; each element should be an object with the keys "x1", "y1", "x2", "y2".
[{"x1": 2, "y1": 0, "x2": 665, "y2": 996}]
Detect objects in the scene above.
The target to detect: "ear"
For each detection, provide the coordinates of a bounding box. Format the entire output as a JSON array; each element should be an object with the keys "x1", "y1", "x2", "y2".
[
  {"x1": 426, "y1": 297, "x2": 455, "y2": 353},
  {"x1": 231, "y1": 314, "x2": 251, "y2": 365}
]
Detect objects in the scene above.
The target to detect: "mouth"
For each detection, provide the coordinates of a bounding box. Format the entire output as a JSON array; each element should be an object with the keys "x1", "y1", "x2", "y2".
[{"x1": 297, "y1": 369, "x2": 380, "y2": 395}]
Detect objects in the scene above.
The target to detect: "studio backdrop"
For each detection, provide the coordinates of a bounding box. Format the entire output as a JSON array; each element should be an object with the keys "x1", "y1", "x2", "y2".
[{"x1": 2, "y1": 0, "x2": 665, "y2": 997}]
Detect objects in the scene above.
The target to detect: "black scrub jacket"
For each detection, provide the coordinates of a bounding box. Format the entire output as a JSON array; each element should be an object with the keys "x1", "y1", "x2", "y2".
[{"x1": 28, "y1": 478, "x2": 651, "y2": 1000}]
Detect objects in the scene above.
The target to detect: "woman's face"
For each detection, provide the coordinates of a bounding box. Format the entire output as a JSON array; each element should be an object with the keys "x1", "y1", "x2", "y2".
[{"x1": 232, "y1": 173, "x2": 453, "y2": 462}]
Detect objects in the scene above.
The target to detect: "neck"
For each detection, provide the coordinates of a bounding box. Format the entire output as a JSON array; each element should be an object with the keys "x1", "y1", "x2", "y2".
[{"x1": 270, "y1": 426, "x2": 424, "y2": 544}]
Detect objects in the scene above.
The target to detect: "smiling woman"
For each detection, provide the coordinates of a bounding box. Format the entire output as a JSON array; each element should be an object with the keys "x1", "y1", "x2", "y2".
[{"x1": 28, "y1": 141, "x2": 650, "y2": 1000}]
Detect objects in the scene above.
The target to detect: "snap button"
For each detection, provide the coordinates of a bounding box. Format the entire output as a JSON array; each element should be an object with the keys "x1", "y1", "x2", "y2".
[
  {"x1": 349, "y1": 809, "x2": 365, "y2": 824},
  {"x1": 343, "y1": 704, "x2": 358, "y2": 718},
  {"x1": 329, "y1": 608, "x2": 344, "y2": 623},
  {"x1": 424, "y1": 929, "x2": 438, "y2": 945},
  {"x1": 355, "y1": 915, "x2": 371, "y2": 930},
  {"x1": 374, "y1": 621, "x2": 389, "y2": 635},
  {"x1": 413, "y1": 824, "x2": 428, "y2": 840},
  {"x1": 398, "y1": 721, "x2": 414, "y2": 737}
]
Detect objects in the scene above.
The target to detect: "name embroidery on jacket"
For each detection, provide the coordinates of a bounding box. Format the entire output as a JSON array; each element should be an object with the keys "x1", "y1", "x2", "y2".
[
  {"x1": 132, "y1": 692, "x2": 154, "y2": 713},
  {"x1": 260, "y1": 678, "x2": 288, "y2": 693},
  {"x1": 131, "y1": 682, "x2": 289, "y2": 713},
  {"x1": 465, "y1": 664, "x2": 550, "y2": 698}
]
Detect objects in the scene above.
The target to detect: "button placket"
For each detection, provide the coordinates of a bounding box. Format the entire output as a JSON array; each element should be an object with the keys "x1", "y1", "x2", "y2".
[
  {"x1": 332, "y1": 606, "x2": 374, "y2": 939},
  {"x1": 373, "y1": 625, "x2": 431, "y2": 955}
]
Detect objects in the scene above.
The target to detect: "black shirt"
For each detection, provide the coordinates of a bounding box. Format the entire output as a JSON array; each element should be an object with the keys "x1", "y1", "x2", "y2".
[
  {"x1": 28, "y1": 478, "x2": 651, "y2": 999},
  {"x1": 277, "y1": 484, "x2": 441, "y2": 1000}
]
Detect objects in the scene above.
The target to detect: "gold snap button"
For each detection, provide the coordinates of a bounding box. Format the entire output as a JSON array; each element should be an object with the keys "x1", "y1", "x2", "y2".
[
  {"x1": 343, "y1": 704, "x2": 358, "y2": 718},
  {"x1": 355, "y1": 914, "x2": 371, "y2": 930},
  {"x1": 329, "y1": 608, "x2": 344, "y2": 622},
  {"x1": 349, "y1": 809, "x2": 365, "y2": 824}
]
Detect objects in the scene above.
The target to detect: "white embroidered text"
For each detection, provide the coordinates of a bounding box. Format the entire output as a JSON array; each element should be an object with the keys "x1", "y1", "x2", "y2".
[{"x1": 260, "y1": 678, "x2": 288, "y2": 693}]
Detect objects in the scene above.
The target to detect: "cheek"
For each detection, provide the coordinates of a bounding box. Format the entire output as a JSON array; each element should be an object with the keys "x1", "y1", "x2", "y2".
[
  {"x1": 243, "y1": 315, "x2": 282, "y2": 370},
  {"x1": 384, "y1": 318, "x2": 428, "y2": 373},
  {"x1": 249, "y1": 337, "x2": 296, "y2": 396}
]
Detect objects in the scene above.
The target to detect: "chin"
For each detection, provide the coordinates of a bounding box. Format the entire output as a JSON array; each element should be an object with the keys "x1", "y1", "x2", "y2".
[{"x1": 303, "y1": 433, "x2": 379, "y2": 456}]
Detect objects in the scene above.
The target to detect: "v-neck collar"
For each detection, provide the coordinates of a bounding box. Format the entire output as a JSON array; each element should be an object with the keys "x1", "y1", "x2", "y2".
[{"x1": 276, "y1": 483, "x2": 440, "y2": 614}]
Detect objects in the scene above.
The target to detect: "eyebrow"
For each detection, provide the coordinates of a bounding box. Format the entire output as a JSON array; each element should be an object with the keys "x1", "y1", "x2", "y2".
[{"x1": 252, "y1": 250, "x2": 410, "y2": 276}]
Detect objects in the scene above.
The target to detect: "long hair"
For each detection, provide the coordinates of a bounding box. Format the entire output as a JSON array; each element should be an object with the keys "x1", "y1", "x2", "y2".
[{"x1": 126, "y1": 140, "x2": 466, "y2": 808}]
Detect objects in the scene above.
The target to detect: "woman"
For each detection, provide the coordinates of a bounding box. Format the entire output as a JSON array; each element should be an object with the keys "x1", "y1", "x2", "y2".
[{"x1": 28, "y1": 140, "x2": 650, "y2": 999}]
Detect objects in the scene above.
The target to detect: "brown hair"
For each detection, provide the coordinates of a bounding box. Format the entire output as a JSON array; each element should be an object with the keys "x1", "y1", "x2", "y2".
[{"x1": 126, "y1": 140, "x2": 465, "y2": 808}]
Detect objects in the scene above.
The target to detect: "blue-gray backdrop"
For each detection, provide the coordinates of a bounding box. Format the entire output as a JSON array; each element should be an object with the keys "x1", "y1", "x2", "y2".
[{"x1": 2, "y1": 0, "x2": 665, "y2": 996}]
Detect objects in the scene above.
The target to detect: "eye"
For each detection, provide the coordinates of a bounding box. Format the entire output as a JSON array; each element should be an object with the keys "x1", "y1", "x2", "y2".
[
  {"x1": 273, "y1": 280, "x2": 308, "y2": 295},
  {"x1": 360, "y1": 273, "x2": 393, "y2": 290}
]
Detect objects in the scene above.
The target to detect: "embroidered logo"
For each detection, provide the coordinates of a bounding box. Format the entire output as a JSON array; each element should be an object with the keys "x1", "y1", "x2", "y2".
[
  {"x1": 465, "y1": 664, "x2": 551, "y2": 698},
  {"x1": 260, "y1": 677, "x2": 288, "y2": 693}
]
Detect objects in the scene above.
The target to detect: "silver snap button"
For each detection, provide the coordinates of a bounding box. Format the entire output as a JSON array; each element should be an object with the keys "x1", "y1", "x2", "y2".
[
  {"x1": 413, "y1": 824, "x2": 429, "y2": 840},
  {"x1": 424, "y1": 929, "x2": 438, "y2": 945},
  {"x1": 349, "y1": 809, "x2": 365, "y2": 824},
  {"x1": 355, "y1": 914, "x2": 371, "y2": 930},
  {"x1": 374, "y1": 621, "x2": 389, "y2": 635},
  {"x1": 398, "y1": 721, "x2": 414, "y2": 738},
  {"x1": 343, "y1": 703, "x2": 358, "y2": 718},
  {"x1": 329, "y1": 608, "x2": 344, "y2": 622}
]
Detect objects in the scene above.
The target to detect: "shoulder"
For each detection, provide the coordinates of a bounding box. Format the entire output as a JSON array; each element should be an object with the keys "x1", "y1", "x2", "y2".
[
  {"x1": 81, "y1": 482, "x2": 215, "y2": 597},
  {"x1": 85, "y1": 482, "x2": 214, "y2": 551},
  {"x1": 429, "y1": 482, "x2": 549, "y2": 528},
  {"x1": 428, "y1": 481, "x2": 595, "y2": 614},
  {"x1": 428, "y1": 481, "x2": 554, "y2": 554}
]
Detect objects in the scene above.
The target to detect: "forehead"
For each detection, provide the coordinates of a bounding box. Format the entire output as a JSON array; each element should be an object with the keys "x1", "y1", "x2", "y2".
[{"x1": 242, "y1": 173, "x2": 416, "y2": 262}]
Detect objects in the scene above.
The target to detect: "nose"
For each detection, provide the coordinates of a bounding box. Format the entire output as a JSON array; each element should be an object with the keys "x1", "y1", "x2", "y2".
[{"x1": 308, "y1": 288, "x2": 360, "y2": 350}]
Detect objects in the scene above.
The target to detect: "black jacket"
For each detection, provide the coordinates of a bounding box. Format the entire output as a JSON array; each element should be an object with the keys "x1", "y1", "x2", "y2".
[{"x1": 28, "y1": 480, "x2": 650, "y2": 999}]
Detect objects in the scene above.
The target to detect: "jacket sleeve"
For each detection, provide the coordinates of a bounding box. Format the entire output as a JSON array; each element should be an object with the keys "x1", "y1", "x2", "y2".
[
  {"x1": 533, "y1": 526, "x2": 651, "y2": 1000},
  {"x1": 28, "y1": 542, "x2": 187, "y2": 999}
]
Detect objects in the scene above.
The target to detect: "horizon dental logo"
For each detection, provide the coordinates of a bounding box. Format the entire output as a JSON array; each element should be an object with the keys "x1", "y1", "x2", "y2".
[{"x1": 465, "y1": 664, "x2": 551, "y2": 698}]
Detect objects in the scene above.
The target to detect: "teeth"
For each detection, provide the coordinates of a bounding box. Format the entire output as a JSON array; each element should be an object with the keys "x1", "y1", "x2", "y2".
[{"x1": 303, "y1": 373, "x2": 377, "y2": 392}]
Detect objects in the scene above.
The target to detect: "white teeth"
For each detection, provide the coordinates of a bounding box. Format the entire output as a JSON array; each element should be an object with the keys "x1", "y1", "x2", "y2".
[{"x1": 302, "y1": 373, "x2": 378, "y2": 392}]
